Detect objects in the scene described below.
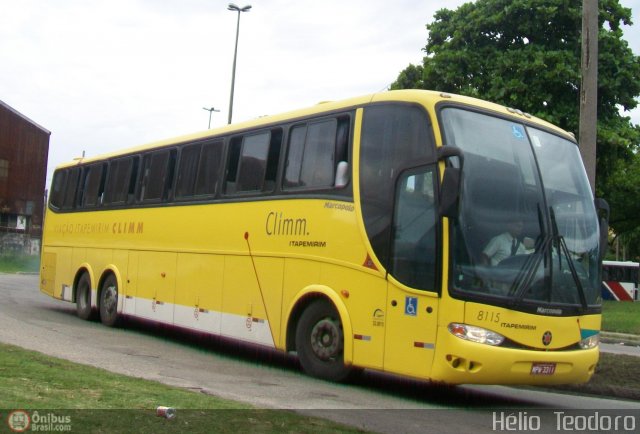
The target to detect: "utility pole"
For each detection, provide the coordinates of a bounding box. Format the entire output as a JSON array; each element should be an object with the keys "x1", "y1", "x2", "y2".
[
  {"x1": 579, "y1": 0, "x2": 598, "y2": 195},
  {"x1": 227, "y1": 3, "x2": 252, "y2": 125}
]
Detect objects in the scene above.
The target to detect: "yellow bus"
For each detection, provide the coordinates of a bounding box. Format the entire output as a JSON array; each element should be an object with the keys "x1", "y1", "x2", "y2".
[{"x1": 40, "y1": 90, "x2": 608, "y2": 385}]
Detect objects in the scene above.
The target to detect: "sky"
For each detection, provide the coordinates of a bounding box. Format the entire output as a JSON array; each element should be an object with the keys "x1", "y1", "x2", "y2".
[{"x1": 1, "y1": 0, "x2": 639, "y2": 187}]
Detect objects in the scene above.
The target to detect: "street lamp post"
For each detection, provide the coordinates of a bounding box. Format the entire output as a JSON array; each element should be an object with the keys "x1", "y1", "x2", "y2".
[
  {"x1": 227, "y1": 3, "x2": 251, "y2": 125},
  {"x1": 202, "y1": 107, "x2": 220, "y2": 129}
]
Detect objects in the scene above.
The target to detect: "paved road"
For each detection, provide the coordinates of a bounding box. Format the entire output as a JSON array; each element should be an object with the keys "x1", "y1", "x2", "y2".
[
  {"x1": 1, "y1": 274, "x2": 638, "y2": 434},
  {"x1": 600, "y1": 341, "x2": 640, "y2": 357}
]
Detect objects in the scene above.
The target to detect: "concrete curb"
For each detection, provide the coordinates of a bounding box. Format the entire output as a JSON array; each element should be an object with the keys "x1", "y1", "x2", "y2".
[{"x1": 600, "y1": 331, "x2": 640, "y2": 346}]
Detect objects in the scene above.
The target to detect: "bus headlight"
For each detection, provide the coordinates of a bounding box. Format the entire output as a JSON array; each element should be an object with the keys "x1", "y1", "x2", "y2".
[
  {"x1": 448, "y1": 323, "x2": 505, "y2": 346},
  {"x1": 579, "y1": 333, "x2": 599, "y2": 349}
]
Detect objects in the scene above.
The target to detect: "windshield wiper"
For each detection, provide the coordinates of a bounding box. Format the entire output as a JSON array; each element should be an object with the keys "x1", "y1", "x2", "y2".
[
  {"x1": 549, "y1": 207, "x2": 588, "y2": 310},
  {"x1": 509, "y1": 207, "x2": 588, "y2": 310},
  {"x1": 508, "y1": 206, "x2": 589, "y2": 311},
  {"x1": 508, "y1": 204, "x2": 548, "y2": 302}
]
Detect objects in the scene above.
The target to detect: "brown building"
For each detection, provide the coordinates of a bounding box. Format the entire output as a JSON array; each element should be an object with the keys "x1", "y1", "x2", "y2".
[{"x1": 0, "y1": 100, "x2": 50, "y2": 255}]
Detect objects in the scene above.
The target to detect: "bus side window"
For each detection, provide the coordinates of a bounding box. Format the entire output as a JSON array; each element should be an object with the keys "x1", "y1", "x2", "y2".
[
  {"x1": 236, "y1": 132, "x2": 270, "y2": 192},
  {"x1": 76, "y1": 167, "x2": 89, "y2": 208},
  {"x1": 391, "y1": 167, "x2": 438, "y2": 291},
  {"x1": 360, "y1": 104, "x2": 434, "y2": 269},
  {"x1": 164, "y1": 149, "x2": 177, "y2": 200},
  {"x1": 226, "y1": 130, "x2": 280, "y2": 194},
  {"x1": 283, "y1": 118, "x2": 340, "y2": 190},
  {"x1": 49, "y1": 170, "x2": 68, "y2": 209},
  {"x1": 264, "y1": 129, "x2": 282, "y2": 192},
  {"x1": 81, "y1": 163, "x2": 106, "y2": 208},
  {"x1": 283, "y1": 125, "x2": 307, "y2": 189},
  {"x1": 104, "y1": 157, "x2": 136, "y2": 205},
  {"x1": 127, "y1": 157, "x2": 139, "y2": 203},
  {"x1": 138, "y1": 150, "x2": 174, "y2": 202},
  {"x1": 225, "y1": 138, "x2": 242, "y2": 194},
  {"x1": 175, "y1": 143, "x2": 201, "y2": 198},
  {"x1": 62, "y1": 168, "x2": 81, "y2": 210},
  {"x1": 194, "y1": 140, "x2": 223, "y2": 196},
  {"x1": 175, "y1": 140, "x2": 224, "y2": 199}
]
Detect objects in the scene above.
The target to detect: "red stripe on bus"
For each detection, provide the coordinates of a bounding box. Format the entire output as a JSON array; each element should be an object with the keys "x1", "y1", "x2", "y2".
[{"x1": 605, "y1": 281, "x2": 633, "y2": 301}]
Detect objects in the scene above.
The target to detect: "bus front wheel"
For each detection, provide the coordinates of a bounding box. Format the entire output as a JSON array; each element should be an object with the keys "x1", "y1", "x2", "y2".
[
  {"x1": 99, "y1": 275, "x2": 120, "y2": 327},
  {"x1": 295, "y1": 299, "x2": 352, "y2": 382},
  {"x1": 75, "y1": 273, "x2": 95, "y2": 321}
]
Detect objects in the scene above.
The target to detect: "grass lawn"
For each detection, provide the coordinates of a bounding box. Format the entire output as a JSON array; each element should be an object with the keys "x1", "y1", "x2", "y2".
[
  {"x1": 0, "y1": 255, "x2": 39, "y2": 273},
  {"x1": 601, "y1": 300, "x2": 640, "y2": 335},
  {"x1": 0, "y1": 343, "x2": 364, "y2": 434},
  {"x1": 1, "y1": 341, "x2": 639, "y2": 434}
]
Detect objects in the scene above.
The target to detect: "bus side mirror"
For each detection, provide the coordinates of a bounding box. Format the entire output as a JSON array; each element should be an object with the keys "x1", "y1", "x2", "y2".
[
  {"x1": 437, "y1": 147, "x2": 464, "y2": 219},
  {"x1": 595, "y1": 198, "x2": 610, "y2": 261},
  {"x1": 440, "y1": 167, "x2": 461, "y2": 219}
]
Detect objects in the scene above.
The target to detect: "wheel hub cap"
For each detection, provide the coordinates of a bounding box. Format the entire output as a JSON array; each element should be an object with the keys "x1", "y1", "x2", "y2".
[{"x1": 310, "y1": 318, "x2": 340, "y2": 361}]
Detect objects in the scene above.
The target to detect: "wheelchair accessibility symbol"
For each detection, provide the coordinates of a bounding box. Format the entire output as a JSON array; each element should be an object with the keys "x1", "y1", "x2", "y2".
[
  {"x1": 405, "y1": 296, "x2": 418, "y2": 316},
  {"x1": 512, "y1": 124, "x2": 525, "y2": 139}
]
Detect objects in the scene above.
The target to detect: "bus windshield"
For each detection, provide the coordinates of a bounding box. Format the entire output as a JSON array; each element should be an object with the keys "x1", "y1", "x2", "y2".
[{"x1": 441, "y1": 108, "x2": 601, "y2": 312}]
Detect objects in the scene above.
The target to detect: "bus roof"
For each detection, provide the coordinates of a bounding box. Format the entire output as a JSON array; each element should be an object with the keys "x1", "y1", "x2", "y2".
[
  {"x1": 54, "y1": 89, "x2": 572, "y2": 170},
  {"x1": 602, "y1": 260, "x2": 640, "y2": 267}
]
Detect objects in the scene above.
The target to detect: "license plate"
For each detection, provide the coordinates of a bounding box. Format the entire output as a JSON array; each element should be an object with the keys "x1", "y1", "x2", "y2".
[{"x1": 531, "y1": 363, "x2": 556, "y2": 375}]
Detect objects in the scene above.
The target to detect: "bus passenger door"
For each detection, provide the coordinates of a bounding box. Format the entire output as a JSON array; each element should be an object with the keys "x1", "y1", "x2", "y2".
[{"x1": 384, "y1": 168, "x2": 439, "y2": 379}]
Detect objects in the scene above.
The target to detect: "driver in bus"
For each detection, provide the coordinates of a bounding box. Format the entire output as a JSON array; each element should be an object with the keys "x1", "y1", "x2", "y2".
[{"x1": 481, "y1": 219, "x2": 533, "y2": 266}]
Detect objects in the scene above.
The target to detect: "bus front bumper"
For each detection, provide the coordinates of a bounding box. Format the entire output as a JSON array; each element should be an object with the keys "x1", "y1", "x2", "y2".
[{"x1": 429, "y1": 330, "x2": 599, "y2": 385}]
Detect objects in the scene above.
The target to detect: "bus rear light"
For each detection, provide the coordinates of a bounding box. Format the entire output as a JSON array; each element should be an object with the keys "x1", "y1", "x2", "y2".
[{"x1": 448, "y1": 323, "x2": 505, "y2": 346}]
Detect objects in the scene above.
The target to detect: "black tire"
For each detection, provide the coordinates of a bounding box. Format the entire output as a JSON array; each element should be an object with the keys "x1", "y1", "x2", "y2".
[
  {"x1": 295, "y1": 299, "x2": 352, "y2": 382},
  {"x1": 99, "y1": 275, "x2": 120, "y2": 327},
  {"x1": 75, "y1": 273, "x2": 95, "y2": 320}
]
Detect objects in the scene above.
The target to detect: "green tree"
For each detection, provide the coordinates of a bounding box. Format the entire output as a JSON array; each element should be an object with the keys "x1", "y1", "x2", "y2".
[
  {"x1": 602, "y1": 151, "x2": 640, "y2": 259},
  {"x1": 391, "y1": 0, "x2": 640, "y2": 245}
]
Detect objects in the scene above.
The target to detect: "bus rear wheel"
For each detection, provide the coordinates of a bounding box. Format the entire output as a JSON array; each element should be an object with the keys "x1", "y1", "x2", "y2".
[
  {"x1": 295, "y1": 299, "x2": 352, "y2": 382},
  {"x1": 99, "y1": 275, "x2": 120, "y2": 327},
  {"x1": 75, "y1": 273, "x2": 95, "y2": 320}
]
